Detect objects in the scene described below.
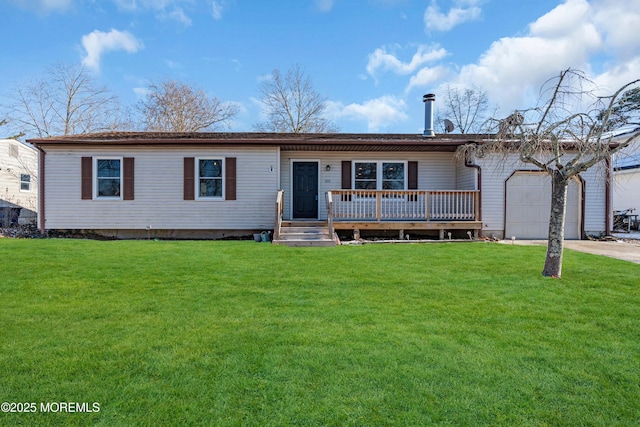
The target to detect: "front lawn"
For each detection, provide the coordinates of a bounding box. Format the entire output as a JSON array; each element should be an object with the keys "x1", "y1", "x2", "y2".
[{"x1": 0, "y1": 239, "x2": 638, "y2": 426}]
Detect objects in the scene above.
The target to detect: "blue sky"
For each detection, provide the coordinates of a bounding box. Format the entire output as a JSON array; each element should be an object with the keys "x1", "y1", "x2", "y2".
[{"x1": 2, "y1": 0, "x2": 640, "y2": 134}]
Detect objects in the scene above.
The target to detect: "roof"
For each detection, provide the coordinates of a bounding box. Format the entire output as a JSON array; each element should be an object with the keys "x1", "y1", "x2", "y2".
[
  {"x1": 28, "y1": 131, "x2": 490, "y2": 152},
  {"x1": 0, "y1": 138, "x2": 37, "y2": 151}
]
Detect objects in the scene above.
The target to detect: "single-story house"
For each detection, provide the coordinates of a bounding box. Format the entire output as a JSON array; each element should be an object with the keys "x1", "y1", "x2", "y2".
[
  {"x1": 29, "y1": 130, "x2": 611, "y2": 245},
  {"x1": 0, "y1": 139, "x2": 38, "y2": 227}
]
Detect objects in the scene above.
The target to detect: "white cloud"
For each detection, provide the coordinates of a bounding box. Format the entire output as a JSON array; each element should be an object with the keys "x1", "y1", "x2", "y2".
[
  {"x1": 42, "y1": 0, "x2": 70, "y2": 11},
  {"x1": 327, "y1": 96, "x2": 408, "y2": 132},
  {"x1": 592, "y1": 57, "x2": 640, "y2": 96},
  {"x1": 449, "y1": 0, "x2": 605, "y2": 113},
  {"x1": 113, "y1": 0, "x2": 137, "y2": 12},
  {"x1": 81, "y1": 29, "x2": 143, "y2": 71},
  {"x1": 406, "y1": 65, "x2": 450, "y2": 93},
  {"x1": 10, "y1": 0, "x2": 72, "y2": 13},
  {"x1": 165, "y1": 59, "x2": 183, "y2": 69},
  {"x1": 212, "y1": 1, "x2": 224, "y2": 19},
  {"x1": 591, "y1": 0, "x2": 640, "y2": 60},
  {"x1": 316, "y1": 0, "x2": 334, "y2": 12},
  {"x1": 528, "y1": 0, "x2": 590, "y2": 38},
  {"x1": 424, "y1": 0, "x2": 482, "y2": 32},
  {"x1": 159, "y1": 7, "x2": 192, "y2": 25},
  {"x1": 367, "y1": 44, "x2": 448, "y2": 77},
  {"x1": 113, "y1": 0, "x2": 197, "y2": 23}
]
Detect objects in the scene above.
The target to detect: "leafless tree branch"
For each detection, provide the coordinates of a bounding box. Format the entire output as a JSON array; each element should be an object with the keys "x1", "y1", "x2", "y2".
[
  {"x1": 5, "y1": 63, "x2": 127, "y2": 139},
  {"x1": 137, "y1": 78, "x2": 238, "y2": 132},
  {"x1": 254, "y1": 64, "x2": 338, "y2": 133}
]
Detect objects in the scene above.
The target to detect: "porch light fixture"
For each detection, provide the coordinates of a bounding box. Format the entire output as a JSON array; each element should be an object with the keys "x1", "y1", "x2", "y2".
[{"x1": 325, "y1": 165, "x2": 331, "y2": 171}]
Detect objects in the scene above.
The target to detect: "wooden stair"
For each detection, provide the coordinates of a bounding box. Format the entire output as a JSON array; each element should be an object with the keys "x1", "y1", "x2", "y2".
[{"x1": 272, "y1": 221, "x2": 338, "y2": 247}]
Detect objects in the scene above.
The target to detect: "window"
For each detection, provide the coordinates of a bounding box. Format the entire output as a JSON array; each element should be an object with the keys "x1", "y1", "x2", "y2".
[
  {"x1": 353, "y1": 161, "x2": 406, "y2": 190},
  {"x1": 96, "y1": 158, "x2": 121, "y2": 198},
  {"x1": 354, "y1": 162, "x2": 377, "y2": 189},
  {"x1": 82, "y1": 157, "x2": 133, "y2": 200},
  {"x1": 382, "y1": 162, "x2": 405, "y2": 189},
  {"x1": 20, "y1": 174, "x2": 31, "y2": 192},
  {"x1": 184, "y1": 157, "x2": 235, "y2": 201},
  {"x1": 198, "y1": 159, "x2": 223, "y2": 198}
]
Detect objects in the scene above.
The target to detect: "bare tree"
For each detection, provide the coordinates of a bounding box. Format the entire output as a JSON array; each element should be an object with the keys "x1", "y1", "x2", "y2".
[
  {"x1": 137, "y1": 79, "x2": 238, "y2": 132},
  {"x1": 436, "y1": 85, "x2": 496, "y2": 134},
  {"x1": 460, "y1": 69, "x2": 640, "y2": 278},
  {"x1": 254, "y1": 64, "x2": 337, "y2": 133},
  {"x1": 6, "y1": 63, "x2": 126, "y2": 139},
  {"x1": 0, "y1": 118, "x2": 24, "y2": 140}
]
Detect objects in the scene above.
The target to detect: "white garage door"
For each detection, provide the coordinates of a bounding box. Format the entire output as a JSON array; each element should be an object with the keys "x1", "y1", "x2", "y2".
[{"x1": 505, "y1": 172, "x2": 581, "y2": 239}]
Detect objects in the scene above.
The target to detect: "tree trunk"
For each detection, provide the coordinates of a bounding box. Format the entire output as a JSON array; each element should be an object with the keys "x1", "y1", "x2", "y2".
[{"x1": 542, "y1": 170, "x2": 569, "y2": 277}]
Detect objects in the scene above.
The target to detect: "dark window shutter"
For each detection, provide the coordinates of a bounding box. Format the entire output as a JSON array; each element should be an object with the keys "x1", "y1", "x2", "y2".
[
  {"x1": 123, "y1": 157, "x2": 135, "y2": 200},
  {"x1": 81, "y1": 157, "x2": 92, "y2": 200},
  {"x1": 341, "y1": 161, "x2": 352, "y2": 189},
  {"x1": 225, "y1": 157, "x2": 237, "y2": 200},
  {"x1": 184, "y1": 157, "x2": 195, "y2": 200},
  {"x1": 408, "y1": 161, "x2": 418, "y2": 189}
]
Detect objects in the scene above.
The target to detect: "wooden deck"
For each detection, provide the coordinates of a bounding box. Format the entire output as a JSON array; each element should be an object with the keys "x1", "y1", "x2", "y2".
[
  {"x1": 327, "y1": 189, "x2": 482, "y2": 239},
  {"x1": 273, "y1": 189, "x2": 482, "y2": 245}
]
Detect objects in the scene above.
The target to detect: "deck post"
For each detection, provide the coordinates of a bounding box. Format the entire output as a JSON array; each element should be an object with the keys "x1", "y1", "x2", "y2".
[
  {"x1": 474, "y1": 191, "x2": 480, "y2": 221},
  {"x1": 376, "y1": 192, "x2": 382, "y2": 222},
  {"x1": 425, "y1": 191, "x2": 431, "y2": 221}
]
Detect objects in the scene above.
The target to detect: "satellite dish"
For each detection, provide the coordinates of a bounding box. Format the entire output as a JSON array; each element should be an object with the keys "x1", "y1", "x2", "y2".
[{"x1": 444, "y1": 119, "x2": 454, "y2": 133}]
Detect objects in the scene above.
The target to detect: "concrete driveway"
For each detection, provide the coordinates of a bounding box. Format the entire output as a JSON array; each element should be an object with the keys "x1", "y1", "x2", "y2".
[{"x1": 502, "y1": 238, "x2": 640, "y2": 264}]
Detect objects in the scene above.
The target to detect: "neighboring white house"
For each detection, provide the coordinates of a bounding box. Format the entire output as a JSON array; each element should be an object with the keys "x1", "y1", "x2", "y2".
[
  {"x1": 28, "y1": 132, "x2": 612, "y2": 240},
  {"x1": 0, "y1": 139, "x2": 38, "y2": 226},
  {"x1": 609, "y1": 126, "x2": 640, "y2": 231}
]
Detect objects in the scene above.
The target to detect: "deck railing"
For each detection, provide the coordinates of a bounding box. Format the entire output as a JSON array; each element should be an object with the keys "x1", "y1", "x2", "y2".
[
  {"x1": 326, "y1": 191, "x2": 334, "y2": 237},
  {"x1": 274, "y1": 189, "x2": 284, "y2": 240},
  {"x1": 328, "y1": 190, "x2": 479, "y2": 222}
]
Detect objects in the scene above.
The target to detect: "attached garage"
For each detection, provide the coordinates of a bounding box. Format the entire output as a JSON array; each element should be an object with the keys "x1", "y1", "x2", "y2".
[{"x1": 505, "y1": 172, "x2": 582, "y2": 239}]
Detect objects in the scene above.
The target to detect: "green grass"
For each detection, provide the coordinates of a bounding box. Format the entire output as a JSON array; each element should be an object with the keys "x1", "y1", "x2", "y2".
[{"x1": 0, "y1": 239, "x2": 639, "y2": 426}]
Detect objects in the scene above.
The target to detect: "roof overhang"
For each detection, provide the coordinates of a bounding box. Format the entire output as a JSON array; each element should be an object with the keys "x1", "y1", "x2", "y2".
[{"x1": 28, "y1": 131, "x2": 488, "y2": 152}]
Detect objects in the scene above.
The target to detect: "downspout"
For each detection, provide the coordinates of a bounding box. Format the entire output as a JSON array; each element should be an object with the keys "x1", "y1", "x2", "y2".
[
  {"x1": 605, "y1": 157, "x2": 612, "y2": 236},
  {"x1": 35, "y1": 145, "x2": 46, "y2": 235},
  {"x1": 464, "y1": 150, "x2": 482, "y2": 236}
]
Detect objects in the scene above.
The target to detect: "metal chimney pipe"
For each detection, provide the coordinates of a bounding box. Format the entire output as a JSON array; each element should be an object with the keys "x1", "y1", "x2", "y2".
[{"x1": 423, "y1": 93, "x2": 436, "y2": 137}]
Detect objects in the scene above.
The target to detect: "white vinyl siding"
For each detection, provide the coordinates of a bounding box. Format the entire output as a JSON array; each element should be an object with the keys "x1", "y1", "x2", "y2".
[
  {"x1": 456, "y1": 157, "x2": 477, "y2": 190},
  {"x1": 0, "y1": 139, "x2": 38, "y2": 215},
  {"x1": 614, "y1": 168, "x2": 640, "y2": 213},
  {"x1": 43, "y1": 146, "x2": 279, "y2": 230},
  {"x1": 476, "y1": 153, "x2": 608, "y2": 238},
  {"x1": 280, "y1": 151, "x2": 458, "y2": 220}
]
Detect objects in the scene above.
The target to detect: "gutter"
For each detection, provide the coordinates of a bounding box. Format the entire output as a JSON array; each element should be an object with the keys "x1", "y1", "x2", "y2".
[
  {"x1": 605, "y1": 157, "x2": 612, "y2": 236},
  {"x1": 464, "y1": 151, "x2": 482, "y2": 235},
  {"x1": 35, "y1": 145, "x2": 46, "y2": 234}
]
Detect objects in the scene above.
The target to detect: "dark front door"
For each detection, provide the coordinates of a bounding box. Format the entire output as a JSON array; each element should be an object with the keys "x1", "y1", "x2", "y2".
[{"x1": 292, "y1": 162, "x2": 319, "y2": 219}]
